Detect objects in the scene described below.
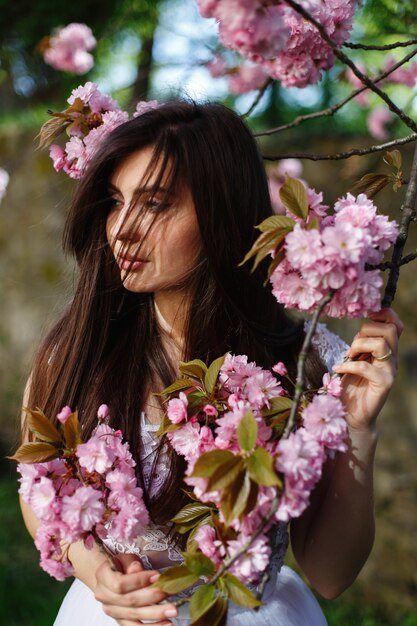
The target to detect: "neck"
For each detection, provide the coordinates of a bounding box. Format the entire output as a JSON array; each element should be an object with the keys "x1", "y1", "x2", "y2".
[{"x1": 154, "y1": 290, "x2": 190, "y2": 352}]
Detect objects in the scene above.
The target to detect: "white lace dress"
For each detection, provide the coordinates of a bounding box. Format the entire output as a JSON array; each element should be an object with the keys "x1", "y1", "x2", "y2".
[{"x1": 53, "y1": 324, "x2": 348, "y2": 626}]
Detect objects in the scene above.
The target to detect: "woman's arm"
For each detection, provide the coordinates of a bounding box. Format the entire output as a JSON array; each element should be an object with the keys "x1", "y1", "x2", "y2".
[
  {"x1": 18, "y1": 379, "x2": 176, "y2": 626},
  {"x1": 291, "y1": 308, "x2": 402, "y2": 599}
]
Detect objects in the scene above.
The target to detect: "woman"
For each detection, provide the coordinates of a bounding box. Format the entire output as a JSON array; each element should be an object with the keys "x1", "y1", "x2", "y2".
[{"x1": 19, "y1": 101, "x2": 402, "y2": 626}]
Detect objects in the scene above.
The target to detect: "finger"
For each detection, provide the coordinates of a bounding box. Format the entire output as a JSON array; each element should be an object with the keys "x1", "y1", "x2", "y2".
[
  {"x1": 125, "y1": 560, "x2": 144, "y2": 574},
  {"x1": 352, "y1": 323, "x2": 399, "y2": 367},
  {"x1": 96, "y1": 561, "x2": 160, "y2": 595},
  {"x1": 348, "y1": 337, "x2": 394, "y2": 366},
  {"x1": 368, "y1": 308, "x2": 404, "y2": 337},
  {"x1": 333, "y1": 359, "x2": 395, "y2": 388},
  {"x1": 95, "y1": 582, "x2": 168, "y2": 607},
  {"x1": 101, "y1": 601, "x2": 178, "y2": 622},
  {"x1": 118, "y1": 622, "x2": 172, "y2": 626}
]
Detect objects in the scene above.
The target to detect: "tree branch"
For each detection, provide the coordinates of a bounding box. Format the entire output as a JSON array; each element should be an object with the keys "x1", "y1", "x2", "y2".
[
  {"x1": 369, "y1": 250, "x2": 417, "y2": 271},
  {"x1": 283, "y1": 0, "x2": 417, "y2": 133},
  {"x1": 241, "y1": 78, "x2": 273, "y2": 118},
  {"x1": 283, "y1": 292, "x2": 334, "y2": 439},
  {"x1": 382, "y1": 142, "x2": 417, "y2": 307},
  {"x1": 344, "y1": 38, "x2": 417, "y2": 51},
  {"x1": 254, "y1": 47, "x2": 417, "y2": 137},
  {"x1": 262, "y1": 133, "x2": 417, "y2": 162}
]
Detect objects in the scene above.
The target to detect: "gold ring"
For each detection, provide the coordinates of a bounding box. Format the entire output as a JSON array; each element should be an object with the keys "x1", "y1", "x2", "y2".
[{"x1": 374, "y1": 349, "x2": 392, "y2": 362}]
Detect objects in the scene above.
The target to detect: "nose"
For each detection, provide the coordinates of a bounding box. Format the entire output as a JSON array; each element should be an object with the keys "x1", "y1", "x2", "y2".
[{"x1": 109, "y1": 202, "x2": 142, "y2": 244}]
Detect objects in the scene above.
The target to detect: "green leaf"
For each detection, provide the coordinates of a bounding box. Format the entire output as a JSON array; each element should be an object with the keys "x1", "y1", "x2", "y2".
[
  {"x1": 230, "y1": 471, "x2": 252, "y2": 520},
  {"x1": 261, "y1": 396, "x2": 294, "y2": 417},
  {"x1": 171, "y1": 503, "x2": 213, "y2": 525},
  {"x1": 150, "y1": 565, "x2": 200, "y2": 594},
  {"x1": 256, "y1": 215, "x2": 296, "y2": 233},
  {"x1": 63, "y1": 411, "x2": 82, "y2": 450},
  {"x1": 191, "y1": 450, "x2": 235, "y2": 478},
  {"x1": 205, "y1": 354, "x2": 227, "y2": 395},
  {"x1": 266, "y1": 246, "x2": 286, "y2": 281},
  {"x1": 26, "y1": 408, "x2": 62, "y2": 444},
  {"x1": 247, "y1": 448, "x2": 281, "y2": 486},
  {"x1": 189, "y1": 584, "x2": 216, "y2": 621},
  {"x1": 239, "y1": 229, "x2": 289, "y2": 271},
  {"x1": 156, "y1": 378, "x2": 196, "y2": 396},
  {"x1": 350, "y1": 172, "x2": 391, "y2": 199},
  {"x1": 236, "y1": 410, "x2": 258, "y2": 452},
  {"x1": 279, "y1": 175, "x2": 309, "y2": 219},
  {"x1": 184, "y1": 551, "x2": 215, "y2": 577},
  {"x1": 207, "y1": 456, "x2": 245, "y2": 492},
  {"x1": 179, "y1": 359, "x2": 208, "y2": 380},
  {"x1": 8, "y1": 442, "x2": 59, "y2": 463},
  {"x1": 190, "y1": 594, "x2": 228, "y2": 626},
  {"x1": 223, "y1": 573, "x2": 262, "y2": 608}
]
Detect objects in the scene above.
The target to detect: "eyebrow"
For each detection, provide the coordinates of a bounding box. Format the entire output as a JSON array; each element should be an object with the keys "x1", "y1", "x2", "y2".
[{"x1": 107, "y1": 182, "x2": 172, "y2": 196}]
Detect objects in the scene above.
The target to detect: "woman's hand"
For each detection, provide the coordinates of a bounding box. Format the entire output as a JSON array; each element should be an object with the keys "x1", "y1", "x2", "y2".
[
  {"x1": 94, "y1": 554, "x2": 177, "y2": 626},
  {"x1": 333, "y1": 308, "x2": 403, "y2": 433}
]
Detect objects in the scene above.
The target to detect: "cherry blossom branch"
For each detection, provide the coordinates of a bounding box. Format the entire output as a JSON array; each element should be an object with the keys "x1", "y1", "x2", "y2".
[
  {"x1": 283, "y1": 291, "x2": 334, "y2": 439},
  {"x1": 242, "y1": 78, "x2": 273, "y2": 118},
  {"x1": 344, "y1": 38, "x2": 417, "y2": 51},
  {"x1": 282, "y1": 0, "x2": 417, "y2": 133},
  {"x1": 255, "y1": 47, "x2": 417, "y2": 137},
  {"x1": 263, "y1": 133, "x2": 417, "y2": 162},
  {"x1": 382, "y1": 141, "x2": 417, "y2": 307}
]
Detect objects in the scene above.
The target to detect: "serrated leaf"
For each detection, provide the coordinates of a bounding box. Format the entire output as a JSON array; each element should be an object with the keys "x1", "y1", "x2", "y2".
[
  {"x1": 383, "y1": 149, "x2": 402, "y2": 170},
  {"x1": 230, "y1": 471, "x2": 252, "y2": 520},
  {"x1": 279, "y1": 175, "x2": 309, "y2": 219},
  {"x1": 266, "y1": 246, "x2": 286, "y2": 281},
  {"x1": 256, "y1": 215, "x2": 296, "y2": 233},
  {"x1": 239, "y1": 229, "x2": 289, "y2": 270},
  {"x1": 189, "y1": 584, "x2": 217, "y2": 621},
  {"x1": 236, "y1": 410, "x2": 258, "y2": 452},
  {"x1": 157, "y1": 378, "x2": 196, "y2": 396},
  {"x1": 150, "y1": 565, "x2": 200, "y2": 594},
  {"x1": 184, "y1": 551, "x2": 215, "y2": 577},
  {"x1": 207, "y1": 456, "x2": 244, "y2": 492},
  {"x1": 8, "y1": 442, "x2": 59, "y2": 463},
  {"x1": 63, "y1": 411, "x2": 82, "y2": 450},
  {"x1": 26, "y1": 408, "x2": 62, "y2": 444},
  {"x1": 171, "y1": 503, "x2": 212, "y2": 525},
  {"x1": 205, "y1": 354, "x2": 227, "y2": 395},
  {"x1": 192, "y1": 450, "x2": 235, "y2": 478},
  {"x1": 36, "y1": 116, "x2": 68, "y2": 149},
  {"x1": 251, "y1": 233, "x2": 287, "y2": 273},
  {"x1": 223, "y1": 573, "x2": 262, "y2": 608},
  {"x1": 350, "y1": 173, "x2": 391, "y2": 199},
  {"x1": 247, "y1": 448, "x2": 281, "y2": 486},
  {"x1": 190, "y1": 594, "x2": 228, "y2": 626},
  {"x1": 179, "y1": 359, "x2": 208, "y2": 380}
]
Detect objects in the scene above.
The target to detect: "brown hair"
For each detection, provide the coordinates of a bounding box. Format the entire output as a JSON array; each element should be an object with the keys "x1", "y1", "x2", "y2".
[{"x1": 28, "y1": 101, "x2": 325, "y2": 522}]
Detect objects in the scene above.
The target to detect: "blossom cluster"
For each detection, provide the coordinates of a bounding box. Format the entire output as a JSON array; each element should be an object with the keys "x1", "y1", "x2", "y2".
[
  {"x1": 270, "y1": 190, "x2": 398, "y2": 318},
  {"x1": 46, "y1": 82, "x2": 159, "y2": 179},
  {"x1": 17, "y1": 405, "x2": 149, "y2": 580},
  {"x1": 42, "y1": 23, "x2": 96, "y2": 74},
  {"x1": 199, "y1": 0, "x2": 360, "y2": 89},
  {"x1": 164, "y1": 353, "x2": 347, "y2": 585}
]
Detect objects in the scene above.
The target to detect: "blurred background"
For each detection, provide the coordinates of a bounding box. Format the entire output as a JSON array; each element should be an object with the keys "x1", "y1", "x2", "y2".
[{"x1": 0, "y1": 1, "x2": 417, "y2": 624}]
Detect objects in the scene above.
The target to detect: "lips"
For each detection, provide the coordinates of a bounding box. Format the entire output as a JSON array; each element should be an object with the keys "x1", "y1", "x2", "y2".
[{"x1": 116, "y1": 254, "x2": 150, "y2": 271}]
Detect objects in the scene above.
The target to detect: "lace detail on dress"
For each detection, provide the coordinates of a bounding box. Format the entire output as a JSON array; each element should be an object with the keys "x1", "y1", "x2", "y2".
[{"x1": 305, "y1": 321, "x2": 349, "y2": 372}]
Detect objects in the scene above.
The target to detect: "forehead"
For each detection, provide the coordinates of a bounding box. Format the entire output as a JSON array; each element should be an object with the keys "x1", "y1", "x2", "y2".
[{"x1": 110, "y1": 146, "x2": 157, "y2": 193}]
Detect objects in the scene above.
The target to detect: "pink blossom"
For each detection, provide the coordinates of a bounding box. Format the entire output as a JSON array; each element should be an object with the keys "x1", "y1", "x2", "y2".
[
  {"x1": 202, "y1": 404, "x2": 217, "y2": 416},
  {"x1": 43, "y1": 23, "x2": 96, "y2": 75},
  {"x1": 30, "y1": 476, "x2": 58, "y2": 521},
  {"x1": 167, "y1": 420, "x2": 201, "y2": 462},
  {"x1": 57, "y1": 405, "x2": 72, "y2": 424},
  {"x1": 61, "y1": 485, "x2": 105, "y2": 532},
  {"x1": 321, "y1": 372, "x2": 342, "y2": 397},
  {"x1": 244, "y1": 370, "x2": 284, "y2": 410},
  {"x1": 110, "y1": 504, "x2": 149, "y2": 543},
  {"x1": 194, "y1": 525, "x2": 222, "y2": 566},
  {"x1": 207, "y1": 55, "x2": 227, "y2": 78},
  {"x1": 77, "y1": 437, "x2": 116, "y2": 473},
  {"x1": 17, "y1": 463, "x2": 46, "y2": 501},
  {"x1": 49, "y1": 145, "x2": 66, "y2": 173},
  {"x1": 285, "y1": 224, "x2": 323, "y2": 269},
  {"x1": 97, "y1": 404, "x2": 110, "y2": 420},
  {"x1": 276, "y1": 429, "x2": 325, "y2": 486},
  {"x1": 367, "y1": 106, "x2": 392, "y2": 141},
  {"x1": 228, "y1": 63, "x2": 269, "y2": 94},
  {"x1": 0, "y1": 167, "x2": 9, "y2": 202},
  {"x1": 272, "y1": 362, "x2": 288, "y2": 376},
  {"x1": 67, "y1": 81, "x2": 119, "y2": 113},
  {"x1": 301, "y1": 394, "x2": 348, "y2": 452},
  {"x1": 133, "y1": 100, "x2": 160, "y2": 117},
  {"x1": 106, "y1": 469, "x2": 144, "y2": 507},
  {"x1": 228, "y1": 534, "x2": 271, "y2": 584},
  {"x1": 167, "y1": 392, "x2": 189, "y2": 424}
]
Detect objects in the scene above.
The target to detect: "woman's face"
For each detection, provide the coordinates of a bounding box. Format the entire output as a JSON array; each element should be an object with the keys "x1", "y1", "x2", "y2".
[{"x1": 106, "y1": 147, "x2": 202, "y2": 296}]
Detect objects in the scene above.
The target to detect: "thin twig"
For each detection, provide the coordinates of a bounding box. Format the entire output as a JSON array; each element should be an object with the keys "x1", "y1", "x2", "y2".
[
  {"x1": 382, "y1": 142, "x2": 417, "y2": 307},
  {"x1": 283, "y1": 292, "x2": 334, "y2": 439},
  {"x1": 368, "y1": 250, "x2": 417, "y2": 271},
  {"x1": 241, "y1": 78, "x2": 273, "y2": 118},
  {"x1": 255, "y1": 47, "x2": 417, "y2": 137},
  {"x1": 263, "y1": 133, "x2": 417, "y2": 162},
  {"x1": 283, "y1": 0, "x2": 417, "y2": 133},
  {"x1": 344, "y1": 38, "x2": 417, "y2": 51}
]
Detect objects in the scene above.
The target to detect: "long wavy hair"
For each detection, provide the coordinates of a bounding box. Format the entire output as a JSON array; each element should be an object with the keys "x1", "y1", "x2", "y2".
[{"x1": 28, "y1": 101, "x2": 325, "y2": 523}]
